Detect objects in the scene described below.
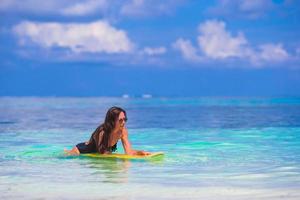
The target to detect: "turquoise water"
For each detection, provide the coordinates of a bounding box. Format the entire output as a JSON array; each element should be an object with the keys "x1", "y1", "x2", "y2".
[{"x1": 1, "y1": 97, "x2": 300, "y2": 199}]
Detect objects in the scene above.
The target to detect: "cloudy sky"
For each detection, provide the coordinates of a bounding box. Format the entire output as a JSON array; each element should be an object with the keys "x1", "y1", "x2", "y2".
[{"x1": 1, "y1": 0, "x2": 300, "y2": 97}]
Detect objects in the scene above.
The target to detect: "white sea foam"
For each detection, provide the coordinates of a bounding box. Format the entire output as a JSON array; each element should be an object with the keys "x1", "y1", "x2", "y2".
[{"x1": 2, "y1": 182, "x2": 300, "y2": 200}]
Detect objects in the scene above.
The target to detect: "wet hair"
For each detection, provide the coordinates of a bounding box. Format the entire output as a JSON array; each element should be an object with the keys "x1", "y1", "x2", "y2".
[{"x1": 89, "y1": 106, "x2": 127, "y2": 153}]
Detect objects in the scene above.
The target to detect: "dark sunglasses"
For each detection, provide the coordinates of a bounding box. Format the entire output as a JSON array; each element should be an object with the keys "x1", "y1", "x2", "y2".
[{"x1": 118, "y1": 118, "x2": 128, "y2": 123}]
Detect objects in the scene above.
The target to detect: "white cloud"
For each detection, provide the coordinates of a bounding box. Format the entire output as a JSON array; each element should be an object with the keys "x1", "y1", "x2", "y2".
[
  {"x1": 174, "y1": 19, "x2": 291, "y2": 66},
  {"x1": 121, "y1": 0, "x2": 145, "y2": 16},
  {"x1": 142, "y1": 46, "x2": 166, "y2": 56},
  {"x1": 0, "y1": 0, "x2": 184, "y2": 18},
  {"x1": 209, "y1": 0, "x2": 273, "y2": 19},
  {"x1": 245, "y1": 44, "x2": 290, "y2": 65},
  {"x1": 13, "y1": 20, "x2": 134, "y2": 54},
  {"x1": 0, "y1": 0, "x2": 68, "y2": 14},
  {"x1": 258, "y1": 44, "x2": 289, "y2": 62},
  {"x1": 120, "y1": 0, "x2": 185, "y2": 17},
  {"x1": 239, "y1": 0, "x2": 268, "y2": 12},
  {"x1": 197, "y1": 20, "x2": 248, "y2": 59},
  {"x1": 173, "y1": 38, "x2": 201, "y2": 62},
  {"x1": 0, "y1": 0, "x2": 110, "y2": 16},
  {"x1": 0, "y1": 0, "x2": 14, "y2": 9},
  {"x1": 61, "y1": 0, "x2": 107, "y2": 16},
  {"x1": 296, "y1": 47, "x2": 300, "y2": 55}
]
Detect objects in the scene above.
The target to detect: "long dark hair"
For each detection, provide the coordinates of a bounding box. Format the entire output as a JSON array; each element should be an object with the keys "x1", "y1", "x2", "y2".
[{"x1": 90, "y1": 106, "x2": 127, "y2": 153}]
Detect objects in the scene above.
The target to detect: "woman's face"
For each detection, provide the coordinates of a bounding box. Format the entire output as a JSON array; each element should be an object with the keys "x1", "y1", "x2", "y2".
[{"x1": 115, "y1": 112, "x2": 127, "y2": 130}]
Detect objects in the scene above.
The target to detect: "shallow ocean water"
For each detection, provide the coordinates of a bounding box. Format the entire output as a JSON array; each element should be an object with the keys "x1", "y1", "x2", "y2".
[{"x1": 0, "y1": 97, "x2": 300, "y2": 199}]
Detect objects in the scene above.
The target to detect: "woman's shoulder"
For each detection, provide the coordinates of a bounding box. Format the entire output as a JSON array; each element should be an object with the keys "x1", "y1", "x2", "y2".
[
  {"x1": 98, "y1": 128, "x2": 105, "y2": 138},
  {"x1": 91, "y1": 125, "x2": 104, "y2": 139}
]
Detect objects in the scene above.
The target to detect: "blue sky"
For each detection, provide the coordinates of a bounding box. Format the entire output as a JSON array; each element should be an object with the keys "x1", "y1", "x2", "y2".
[{"x1": 0, "y1": 0, "x2": 300, "y2": 97}]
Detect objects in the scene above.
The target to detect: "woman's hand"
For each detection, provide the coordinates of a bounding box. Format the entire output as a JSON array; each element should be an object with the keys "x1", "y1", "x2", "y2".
[
  {"x1": 136, "y1": 150, "x2": 151, "y2": 156},
  {"x1": 64, "y1": 147, "x2": 80, "y2": 156}
]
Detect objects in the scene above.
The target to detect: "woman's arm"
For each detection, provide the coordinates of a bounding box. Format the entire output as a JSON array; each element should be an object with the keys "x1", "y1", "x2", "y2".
[{"x1": 121, "y1": 128, "x2": 150, "y2": 155}]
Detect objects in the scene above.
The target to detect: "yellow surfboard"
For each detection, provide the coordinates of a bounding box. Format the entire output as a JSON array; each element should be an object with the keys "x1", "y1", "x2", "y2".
[{"x1": 82, "y1": 152, "x2": 164, "y2": 160}]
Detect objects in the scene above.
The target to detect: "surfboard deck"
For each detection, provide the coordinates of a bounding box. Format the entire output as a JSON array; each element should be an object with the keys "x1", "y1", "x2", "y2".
[{"x1": 82, "y1": 152, "x2": 164, "y2": 160}]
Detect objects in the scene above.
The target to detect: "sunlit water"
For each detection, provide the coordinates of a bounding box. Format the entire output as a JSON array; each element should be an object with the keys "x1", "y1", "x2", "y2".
[{"x1": 1, "y1": 97, "x2": 300, "y2": 199}]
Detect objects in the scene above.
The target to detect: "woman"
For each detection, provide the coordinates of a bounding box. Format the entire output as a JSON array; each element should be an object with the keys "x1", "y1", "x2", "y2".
[{"x1": 65, "y1": 106, "x2": 150, "y2": 156}]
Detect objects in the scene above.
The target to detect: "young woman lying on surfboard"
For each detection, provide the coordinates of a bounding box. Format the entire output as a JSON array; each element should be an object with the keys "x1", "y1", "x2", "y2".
[{"x1": 65, "y1": 106, "x2": 150, "y2": 156}]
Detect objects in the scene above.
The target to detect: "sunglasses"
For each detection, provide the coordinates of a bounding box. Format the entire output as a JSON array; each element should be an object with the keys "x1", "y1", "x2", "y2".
[{"x1": 118, "y1": 118, "x2": 128, "y2": 123}]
